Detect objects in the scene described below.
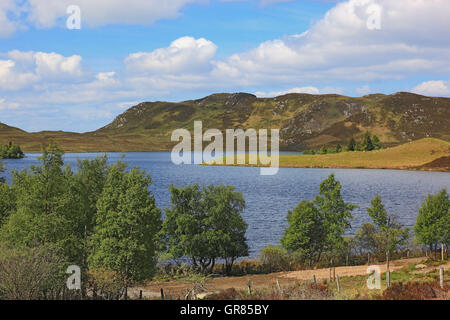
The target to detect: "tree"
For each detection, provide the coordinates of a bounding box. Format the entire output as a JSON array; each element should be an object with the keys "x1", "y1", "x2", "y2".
[
  {"x1": 281, "y1": 200, "x2": 325, "y2": 266},
  {"x1": 0, "y1": 161, "x2": 5, "y2": 183},
  {"x1": 315, "y1": 174, "x2": 357, "y2": 259},
  {"x1": 72, "y1": 156, "x2": 109, "y2": 271},
  {"x1": 162, "y1": 184, "x2": 248, "y2": 274},
  {"x1": 88, "y1": 162, "x2": 162, "y2": 298},
  {"x1": 372, "y1": 135, "x2": 382, "y2": 150},
  {"x1": 0, "y1": 144, "x2": 83, "y2": 264},
  {"x1": 360, "y1": 132, "x2": 374, "y2": 151},
  {"x1": 347, "y1": 137, "x2": 356, "y2": 151},
  {"x1": 0, "y1": 244, "x2": 66, "y2": 300},
  {"x1": 320, "y1": 146, "x2": 328, "y2": 154},
  {"x1": 0, "y1": 144, "x2": 24, "y2": 159},
  {"x1": 0, "y1": 181, "x2": 15, "y2": 227},
  {"x1": 365, "y1": 195, "x2": 409, "y2": 263},
  {"x1": 414, "y1": 189, "x2": 449, "y2": 257},
  {"x1": 282, "y1": 174, "x2": 356, "y2": 266}
]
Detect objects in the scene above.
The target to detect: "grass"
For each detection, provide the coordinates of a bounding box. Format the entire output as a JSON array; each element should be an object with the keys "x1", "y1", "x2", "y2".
[{"x1": 205, "y1": 138, "x2": 450, "y2": 171}]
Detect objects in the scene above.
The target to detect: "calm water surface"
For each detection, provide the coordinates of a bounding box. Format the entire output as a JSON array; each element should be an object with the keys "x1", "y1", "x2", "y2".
[{"x1": 3, "y1": 152, "x2": 450, "y2": 258}]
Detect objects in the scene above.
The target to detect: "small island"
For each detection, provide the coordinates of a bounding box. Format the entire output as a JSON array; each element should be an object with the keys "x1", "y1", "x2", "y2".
[{"x1": 0, "y1": 142, "x2": 25, "y2": 159}]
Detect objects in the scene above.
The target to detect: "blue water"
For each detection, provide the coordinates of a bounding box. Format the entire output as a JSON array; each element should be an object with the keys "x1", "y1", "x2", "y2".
[{"x1": 2, "y1": 152, "x2": 450, "y2": 258}]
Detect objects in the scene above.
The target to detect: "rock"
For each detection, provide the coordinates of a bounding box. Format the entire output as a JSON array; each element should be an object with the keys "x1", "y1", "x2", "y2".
[{"x1": 415, "y1": 264, "x2": 427, "y2": 270}]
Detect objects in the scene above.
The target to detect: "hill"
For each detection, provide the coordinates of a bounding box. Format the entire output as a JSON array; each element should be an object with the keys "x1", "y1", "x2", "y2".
[
  {"x1": 0, "y1": 91, "x2": 449, "y2": 152},
  {"x1": 209, "y1": 138, "x2": 450, "y2": 171}
]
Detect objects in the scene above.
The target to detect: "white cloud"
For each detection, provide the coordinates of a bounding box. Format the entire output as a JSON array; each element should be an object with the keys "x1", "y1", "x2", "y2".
[
  {"x1": 412, "y1": 80, "x2": 450, "y2": 96},
  {"x1": 26, "y1": 0, "x2": 201, "y2": 28},
  {"x1": 0, "y1": 0, "x2": 19, "y2": 37},
  {"x1": 125, "y1": 37, "x2": 217, "y2": 75},
  {"x1": 212, "y1": 0, "x2": 450, "y2": 86},
  {"x1": 0, "y1": 51, "x2": 87, "y2": 91}
]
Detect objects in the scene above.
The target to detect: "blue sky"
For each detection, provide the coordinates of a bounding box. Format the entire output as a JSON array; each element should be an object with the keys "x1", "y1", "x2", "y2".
[{"x1": 0, "y1": 0, "x2": 449, "y2": 132}]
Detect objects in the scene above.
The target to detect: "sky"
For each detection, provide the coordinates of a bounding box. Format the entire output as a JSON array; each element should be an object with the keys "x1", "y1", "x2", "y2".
[{"x1": 0, "y1": 0, "x2": 449, "y2": 132}]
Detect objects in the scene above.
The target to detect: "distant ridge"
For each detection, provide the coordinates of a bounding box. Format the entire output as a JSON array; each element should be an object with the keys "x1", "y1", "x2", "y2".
[{"x1": 1, "y1": 92, "x2": 449, "y2": 152}]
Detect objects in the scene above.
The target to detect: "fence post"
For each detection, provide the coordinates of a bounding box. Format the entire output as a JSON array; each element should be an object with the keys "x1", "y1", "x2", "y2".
[
  {"x1": 440, "y1": 266, "x2": 444, "y2": 289},
  {"x1": 386, "y1": 269, "x2": 390, "y2": 288},
  {"x1": 333, "y1": 267, "x2": 336, "y2": 282},
  {"x1": 139, "y1": 290, "x2": 143, "y2": 300},
  {"x1": 160, "y1": 288, "x2": 164, "y2": 300},
  {"x1": 312, "y1": 274, "x2": 316, "y2": 284},
  {"x1": 247, "y1": 279, "x2": 252, "y2": 295},
  {"x1": 276, "y1": 279, "x2": 282, "y2": 294},
  {"x1": 336, "y1": 275, "x2": 341, "y2": 294}
]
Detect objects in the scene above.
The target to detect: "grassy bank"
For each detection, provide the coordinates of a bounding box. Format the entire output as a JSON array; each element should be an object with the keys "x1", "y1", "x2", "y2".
[{"x1": 204, "y1": 138, "x2": 450, "y2": 171}]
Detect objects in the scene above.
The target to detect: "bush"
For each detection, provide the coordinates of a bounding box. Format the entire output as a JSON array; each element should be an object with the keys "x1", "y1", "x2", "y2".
[
  {"x1": 259, "y1": 245, "x2": 292, "y2": 273},
  {"x1": 381, "y1": 281, "x2": 447, "y2": 300},
  {"x1": 87, "y1": 268, "x2": 126, "y2": 300},
  {"x1": 0, "y1": 244, "x2": 67, "y2": 300}
]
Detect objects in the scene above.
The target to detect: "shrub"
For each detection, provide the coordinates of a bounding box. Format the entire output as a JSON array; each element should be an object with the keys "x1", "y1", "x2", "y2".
[
  {"x1": 0, "y1": 244, "x2": 66, "y2": 300},
  {"x1": 381, "y1": 281, "x2": 447, "y2": 300},
  {"x1": 259, "y1": 245, "x2": 292, "y2": 273}
]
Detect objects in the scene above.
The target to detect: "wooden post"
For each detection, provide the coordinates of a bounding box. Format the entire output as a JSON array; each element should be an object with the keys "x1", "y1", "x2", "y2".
[
  {"x1": 160, "y1": 288, "x2": 164, "y2": 300},
  {"x1": 336, "y1": 275, "x2": 341, "y2": 294},
  {"x1": 329, "y1": 267, "x2": 332, "y2": 282},
  {"x1": 386, "y1": 269, "x2": 390, "y2": 288},
  {"x1": 139, "y1": 290, "x2": 143, "y2": 300},
  {"x1": 247, "y1": 279, "x2": 252, "y2": 295},
  {"x1": 312, "y1": 274, "x2": 316, "y2": 284},
  {"x1": 440, "y1": 266, "x2": 444, "y2": 289},
  {"x1": 346, "y1": 254, "x2": 349, "y2": 266},
  {"x1": 276, "y1": 279, "x2": 282, "y2": 293},
  {"x1": 333, "y1": 267, "x2": 336, "y2": 282},
  {"x1": 386, "y1": 251, "x2": 390, "y2": 271}
]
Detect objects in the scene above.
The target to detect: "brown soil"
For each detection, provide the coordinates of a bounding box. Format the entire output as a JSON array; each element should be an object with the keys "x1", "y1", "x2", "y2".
[
  {"x1": 133, "y1": 257, "x2": 435, "y2": 299},
  {"x1": 419, "y1": 156, "x2": 450, "y2": 171}
]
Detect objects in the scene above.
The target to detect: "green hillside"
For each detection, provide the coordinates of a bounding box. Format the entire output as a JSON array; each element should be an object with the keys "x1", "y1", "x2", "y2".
[{"x1": 0, "y1": 92, "x2": 449, "y2": 152}]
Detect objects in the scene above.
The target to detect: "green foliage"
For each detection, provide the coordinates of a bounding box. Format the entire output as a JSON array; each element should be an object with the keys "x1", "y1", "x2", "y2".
[
  {"x1": 414, "y1": 189, "x2": 449, "y2": 250},
  {"x1": 0, "y1": 143, "x2": 24, "y2": 159},
  {"x1": 0, "y1": 161, "x2": 4, "y2": 183},
  {"x1": 0, "y1": 144, "x2": 84, "y2": 263},
  {"x1": 259, "y1": 245, "x2": 291, "y2": 273},
  {"x1": 303, "y1": 133, "x2": 382, "y2": 155},
  {"x1": 0, "y1": 244, "x2": 66, "y2": 300},
  {"x1": 162, "y1": 183, "x2": 248, "y2": 274},
  {"x1": 0, "y1": 181, "x2": 15, "y2": 227},
  {"x1": 281, "y1": 200, "x2": 325, "y2": 266},
  {"x1": 356, "y1": 195, "x2": 410, "y2": 257},
  {"x1": 358, "y1": 132, "x2": 374, "y2": 151},
  {"x1": 282, "y1": 174, "x2": 357, "y2": 266},
  {"x1": 315, "y1": 174, "x2": 357, "y2": 256},
  {"x1": 88, "y1": 162, "x2": 162, "y2": 287},
  {"x1": 347, "y1": 137, "x2": 356, "y2": 151},
  {"x1": 372, "y1": 135, "x2": 382, "y2": 150}
]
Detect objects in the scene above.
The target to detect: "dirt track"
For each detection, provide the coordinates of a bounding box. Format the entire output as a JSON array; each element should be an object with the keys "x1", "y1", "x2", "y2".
[{"x1": 132, "y1": 257, "x2": 448, "y2": 299}]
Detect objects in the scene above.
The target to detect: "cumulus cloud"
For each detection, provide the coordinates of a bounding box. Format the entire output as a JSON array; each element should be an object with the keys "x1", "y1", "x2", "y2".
[
  {"x1": 26, "y1": 0, "x2": 200, "y2": 28},
  {"x1": 412, "y1": 80, "x2": 450, "y2": 97},
  {"x1": 0, "y1": 51, "x2": 86, "y2": 90},
  {"x1": 212, "y1": 0, "x2": 450, "y2": 85},
  {"x1": 0, "y1": 0, "x2": 19, "y2": 37},
  {"x1": 125, "y1": 37, "x2": 217, "y2": 75}
]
